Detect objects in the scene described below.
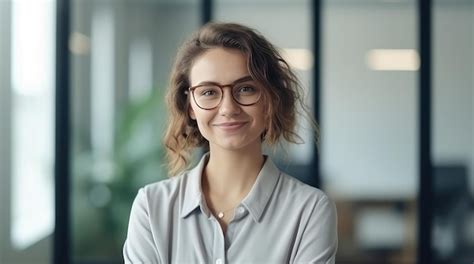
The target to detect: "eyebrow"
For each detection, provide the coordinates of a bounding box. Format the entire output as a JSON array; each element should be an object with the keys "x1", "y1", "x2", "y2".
[{"x1": 195, "y1": 75, "x2": 254, "y2": 86}]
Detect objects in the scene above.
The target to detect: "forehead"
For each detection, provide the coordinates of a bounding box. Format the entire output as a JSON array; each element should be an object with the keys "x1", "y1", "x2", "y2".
[{"x1": 189, "y1": 47, "x2": 249, "y2": 86}]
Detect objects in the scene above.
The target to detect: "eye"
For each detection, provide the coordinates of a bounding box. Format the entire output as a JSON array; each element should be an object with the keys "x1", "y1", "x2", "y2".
[
  {"x1": 201, "y1": 90, "x2": 217, "y2": 96},
  {"x1": 237, "y1": 85, "x2": 256, "y2": 94},
  {"x1": 196, "y1": 86, "x2": 220, "y2": 97}
]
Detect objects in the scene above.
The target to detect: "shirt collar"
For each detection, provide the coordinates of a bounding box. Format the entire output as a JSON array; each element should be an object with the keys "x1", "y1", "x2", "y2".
[
  {"x1": 241, "y1": 157, "x2": 280, "y2": 222},
  {"x1": 180, "y1": 154, "x2": 208, "y2": 218},
  {"x1": 179, "y1": 153, "x2": 281, "y2": 222}
]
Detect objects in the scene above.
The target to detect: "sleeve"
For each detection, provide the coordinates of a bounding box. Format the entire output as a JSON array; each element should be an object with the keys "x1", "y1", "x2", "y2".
[
  {"x1": 293, "y1": 196, "x2": 338, "y2": 264},
  {"x1": 123, "y1": 188, "x2": 160, "y2": 264}
]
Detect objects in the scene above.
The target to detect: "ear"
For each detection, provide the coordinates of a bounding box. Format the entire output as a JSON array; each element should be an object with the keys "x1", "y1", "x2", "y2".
[{"x1": 189, "y1": 106, "x2": 196, "y2": 120}]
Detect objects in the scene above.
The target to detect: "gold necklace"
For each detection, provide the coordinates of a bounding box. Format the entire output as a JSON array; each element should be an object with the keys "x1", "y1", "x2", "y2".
[{"x1": 211, "y1": 206, "x2": 236, "y2": 219}]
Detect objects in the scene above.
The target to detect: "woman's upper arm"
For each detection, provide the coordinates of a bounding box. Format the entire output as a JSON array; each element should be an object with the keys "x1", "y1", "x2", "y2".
[
  {"x1": 293, "y1": 196, "x2": 338, "y2": 264},
  {"x1": 123, "y1": 188, "x2": 160, "y2": 264}
]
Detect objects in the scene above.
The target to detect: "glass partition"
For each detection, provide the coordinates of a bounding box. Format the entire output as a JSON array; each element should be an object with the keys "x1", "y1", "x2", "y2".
[
  {"x1": 321, "y1": 1, "x2": 418, "y2": 263},
  {"x1": 69, "y1": 0, "x2": 200, "y2": 262},
  {"x1": 0, "y1": 0, "x2": 56, "y2": 263},
  {"x1": 432, "y1": 1, "x2": 474, "y2": 263}
]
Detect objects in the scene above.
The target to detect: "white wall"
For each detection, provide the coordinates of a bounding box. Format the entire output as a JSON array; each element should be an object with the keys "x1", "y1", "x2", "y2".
[{"x1": 321, "y1": 2, "x2": 419, "y2": 199}]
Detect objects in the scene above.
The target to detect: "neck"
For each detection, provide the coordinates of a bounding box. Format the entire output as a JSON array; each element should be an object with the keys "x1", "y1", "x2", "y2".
[{"x1": 203, "y1": 144, "x2": 265, "y2": 201}]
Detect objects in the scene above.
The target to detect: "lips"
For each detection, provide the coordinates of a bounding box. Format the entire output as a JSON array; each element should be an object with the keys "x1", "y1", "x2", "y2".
[{"x1": 213, "y1": 121, "x2": 248, "y2": 130}]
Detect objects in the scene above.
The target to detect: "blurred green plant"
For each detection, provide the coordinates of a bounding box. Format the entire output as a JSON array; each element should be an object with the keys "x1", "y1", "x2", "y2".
[{"x1": 72, "y1": 87, "x2": 168, "y2": 261}]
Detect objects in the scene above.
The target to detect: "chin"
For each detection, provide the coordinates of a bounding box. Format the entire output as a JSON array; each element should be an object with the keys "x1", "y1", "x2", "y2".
[
  {"x1": 216, "y1": 142, "x2": 248, "y2": 151},
  {"x1": 214, "y1": 137, "x2": 261, "y2": 152}
]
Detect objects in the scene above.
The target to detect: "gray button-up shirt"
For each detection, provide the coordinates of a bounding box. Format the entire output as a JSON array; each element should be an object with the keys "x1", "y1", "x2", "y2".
[{"x1": 123, "y1": 154, "x2": 337, "y2": 264}]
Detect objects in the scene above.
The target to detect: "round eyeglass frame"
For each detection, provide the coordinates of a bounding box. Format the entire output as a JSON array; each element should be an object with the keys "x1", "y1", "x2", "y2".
[{"x1": 187, "y1": 82, "x2": 262, "y2": 110}]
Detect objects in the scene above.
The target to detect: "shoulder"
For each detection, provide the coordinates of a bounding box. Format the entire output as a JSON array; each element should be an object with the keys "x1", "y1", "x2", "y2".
[
  {"x1": 134, "y1": 171, "x2": 192, "y2": 208},
  {"x1": 141, "y1": 174, "x2": 183, "y2": 196},
  {"x1": 278, "y1": 172, "x2": 331, "y2": 204},
  {"x1": 275, "y1": 172, "x2": 336, "y2": 218},
  {"x1": 277, "y1": 172, "x2": 337, "y2": 230}
]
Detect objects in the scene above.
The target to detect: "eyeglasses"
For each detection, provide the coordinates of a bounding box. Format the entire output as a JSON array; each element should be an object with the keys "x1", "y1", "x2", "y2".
[{"x1": 187, "y1": 76, "x2": 262, "y2": 110}]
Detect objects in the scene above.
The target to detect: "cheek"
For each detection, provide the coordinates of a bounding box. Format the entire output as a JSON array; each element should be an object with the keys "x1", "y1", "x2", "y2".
[
  {"x1": 192, "y1": 114, "x2": 207, "y2": 137},
  {"x1": 189, "y1": 100, "x2": 213, "y2": 124},
  {"x1": 192, "y1": 109, "x2": 214, "y2": 129}
]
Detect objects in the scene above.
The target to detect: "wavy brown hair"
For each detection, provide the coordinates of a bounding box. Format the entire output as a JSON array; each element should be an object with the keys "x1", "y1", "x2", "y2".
[{"x1": 163, "y1": 22, "x2": 319, "y2": 176}]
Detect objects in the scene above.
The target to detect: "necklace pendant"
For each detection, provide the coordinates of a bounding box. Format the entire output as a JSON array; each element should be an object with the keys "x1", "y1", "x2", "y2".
[{"x1": 217, "y1": 212, "x2": 224, "y2": 219}]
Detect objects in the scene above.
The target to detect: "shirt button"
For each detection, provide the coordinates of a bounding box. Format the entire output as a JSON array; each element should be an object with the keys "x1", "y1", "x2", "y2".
[
  {"x1": 238, "y1": 207, "x2": 245, "y2": 214},
  {"x1": 216, "y1": 258, "x2": 223, "y2": 264}
]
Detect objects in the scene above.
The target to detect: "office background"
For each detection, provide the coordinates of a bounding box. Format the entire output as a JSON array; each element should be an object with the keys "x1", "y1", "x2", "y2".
[{"x1": 0, "y1": 0, "x2": 473, "y2": 263}]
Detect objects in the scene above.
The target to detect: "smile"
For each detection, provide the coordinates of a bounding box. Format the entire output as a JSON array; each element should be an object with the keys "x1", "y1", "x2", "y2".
[{"x1": 213, "y1": 121, "x2": 248, "y2": 131}]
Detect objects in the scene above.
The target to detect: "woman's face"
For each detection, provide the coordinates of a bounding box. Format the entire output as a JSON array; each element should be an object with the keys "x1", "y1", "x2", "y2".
[{"x1": 188, "y1": 47, "x2": 266, "y2": 152}]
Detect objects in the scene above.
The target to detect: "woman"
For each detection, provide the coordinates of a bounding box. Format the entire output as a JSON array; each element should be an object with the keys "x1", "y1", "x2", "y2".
[{"x1": 123, "y1": 22, "x2": 337, "y2": 264}]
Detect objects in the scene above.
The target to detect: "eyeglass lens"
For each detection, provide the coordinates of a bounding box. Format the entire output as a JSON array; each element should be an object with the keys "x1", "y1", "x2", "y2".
[{"x1": 193, "y1": 83, "x2": 261, "y2": 109}]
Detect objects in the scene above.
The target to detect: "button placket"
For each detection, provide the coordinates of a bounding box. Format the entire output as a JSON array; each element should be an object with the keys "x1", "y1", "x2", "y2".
[{"x1": 212, "y1": 217, "x2": 226, "y2": 264}]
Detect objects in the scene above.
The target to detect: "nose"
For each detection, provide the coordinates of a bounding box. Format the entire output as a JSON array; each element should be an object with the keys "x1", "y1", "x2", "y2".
[{"x1": 218, "y1": 87, "x2": 241, "y2": 116}]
